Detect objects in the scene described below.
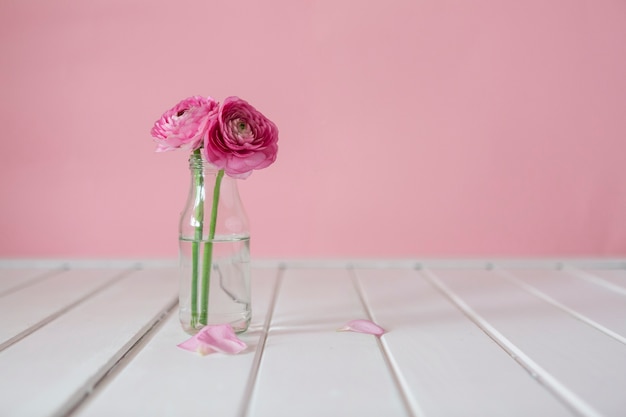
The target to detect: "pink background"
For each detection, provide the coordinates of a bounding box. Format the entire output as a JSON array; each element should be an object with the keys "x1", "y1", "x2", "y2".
[{"x1": 1, "y1": 0, "x2": 625, "y2": 260}]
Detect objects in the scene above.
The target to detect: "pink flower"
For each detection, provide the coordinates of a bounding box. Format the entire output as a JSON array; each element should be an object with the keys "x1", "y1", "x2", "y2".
[
  {"x1": 203, "y1": 96, "x2": 279, "y2": 179},
  {"x1": 177, "y1": 324, "x2": 247, "y2": 356},
  {"x1": 338, "y1": 319, "x2": 386, "y2": 337},
  {"x1": 150, "y1": 96, "x2": 218, "y2": 152}
]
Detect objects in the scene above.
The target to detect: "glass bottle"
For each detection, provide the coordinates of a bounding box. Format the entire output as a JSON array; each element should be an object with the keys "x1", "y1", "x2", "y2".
[{"x1": 178, "y1": 150, "x2": 251, "y2": 334}]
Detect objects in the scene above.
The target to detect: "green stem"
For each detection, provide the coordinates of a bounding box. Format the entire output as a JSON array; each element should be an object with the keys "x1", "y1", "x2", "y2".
[
  {"x1": 200, "y1": 169, "x2": 224, "y2": 325},
  {"x1": 190, "y1": 149, "x2": 204, "y2": 328}
]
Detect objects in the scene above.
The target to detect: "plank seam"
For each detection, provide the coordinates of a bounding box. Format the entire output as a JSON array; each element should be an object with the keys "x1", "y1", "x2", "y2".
[
  {"x1": 59, "y1": 295, "x2": 179, "y2": 417},
  {"x1": 0, "y1": 267, "x2": 67, "y2": 298},
  {"x1": 421, "y1": 268, "x2": 604, "y2": 417},
  {"x1": 562, "y1": 266, "x2": 626, "y2": 296},
  {"x1": 495, "y1": 268, "x2": 626, "y2": 346},
  {"x1": 237, "y1": 265, "x2": 286, "y2": 417},
  {"x1": 0, "y1": 268, "x2": 137, "y2": 353},
  {"x1": 350, "y1": 266, "x2": 422, "y2": 417}
]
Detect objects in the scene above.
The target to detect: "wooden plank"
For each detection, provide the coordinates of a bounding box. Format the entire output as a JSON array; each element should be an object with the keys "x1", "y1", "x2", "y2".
[
  {"x1": 0, "y1": 267, "x2": 178, "y2": 417},
  {"x1": 0, "y1": 268, "x2": 130, "y2": 350},
  {"x1": 497, "y1": 268, "x2": 626, "y2": 342},
  {"x1": 574, "y1": 268, "x2": 626, "y2": 294},
  {"x1": 355, "y1": 267, "x2": 574, "y2": 417},
  {"x1": 0, "y1": 268, "x2": 61, "y2": 295},
  {"x1": 74, "y1": 267, "x2": 280, "y2": 417},
  {"x1": 425, "y1": 268, "x2": 626, "y2": 417},
  {"x1": 247, "y1": 267, "x2": 408, "y2": 417}
]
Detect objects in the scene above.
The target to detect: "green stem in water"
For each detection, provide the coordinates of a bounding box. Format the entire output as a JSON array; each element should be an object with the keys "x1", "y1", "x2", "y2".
[
  {"x1": 190, "y1": 149, "x2": 204, "y2": 328},
  {"x1": 200, "y1": 168, "x2": 224, "y2": 325}
]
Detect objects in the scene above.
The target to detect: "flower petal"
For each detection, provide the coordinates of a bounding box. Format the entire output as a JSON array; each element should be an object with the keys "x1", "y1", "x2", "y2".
[
  {"x1": 177, "y1": 337, "x2": 214, "y2": 356},
  {"x1": 177, "y1": 324, "x2": 247, "y2": 356},
  {"x1": 196, "y1": 324, "x2": 248, "y2": 354},
  {"x1": 338, "y1": 319, "x2": 386, "y2": 337}
]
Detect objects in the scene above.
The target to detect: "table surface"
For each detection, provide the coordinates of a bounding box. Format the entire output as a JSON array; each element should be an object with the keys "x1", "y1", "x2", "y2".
[{"x1": 1, "y1": 259, "x2": 625, "y2": 417}]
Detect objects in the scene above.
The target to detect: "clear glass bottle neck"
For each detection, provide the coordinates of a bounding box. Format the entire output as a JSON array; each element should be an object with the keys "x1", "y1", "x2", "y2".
[{"x1": 188, "y1": 151, "x2": 220, "y2": 174}]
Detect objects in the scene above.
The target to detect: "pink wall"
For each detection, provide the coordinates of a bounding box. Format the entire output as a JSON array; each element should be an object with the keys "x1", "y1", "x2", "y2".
[{"x1": 1, "y1": 0, "x2": 626, "y2": 259}]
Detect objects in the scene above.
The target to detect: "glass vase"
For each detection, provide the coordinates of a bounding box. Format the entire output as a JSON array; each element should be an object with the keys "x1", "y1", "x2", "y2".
[{"x1": 178, "y1": 150, "x2": 251, "y2": 334}]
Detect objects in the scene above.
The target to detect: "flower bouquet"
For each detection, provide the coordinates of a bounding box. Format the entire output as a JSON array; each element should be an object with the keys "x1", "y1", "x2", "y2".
[{"x1": 151, "y1": 96, "x2": 278, "y2": 334}]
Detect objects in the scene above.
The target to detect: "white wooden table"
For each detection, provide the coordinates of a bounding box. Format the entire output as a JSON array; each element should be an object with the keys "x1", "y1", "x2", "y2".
[{"x1": 1, "y1": 259, "x2": 625, "y2": 417}]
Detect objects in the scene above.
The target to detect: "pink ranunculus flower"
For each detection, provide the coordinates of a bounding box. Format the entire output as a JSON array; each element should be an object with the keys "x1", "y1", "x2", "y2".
[
  {"x1": 203, "y1": 96, "x2": 279, "y2": 179},
  {"x1": 150, "y1": 96, "x2": 218, "y2": 152}
]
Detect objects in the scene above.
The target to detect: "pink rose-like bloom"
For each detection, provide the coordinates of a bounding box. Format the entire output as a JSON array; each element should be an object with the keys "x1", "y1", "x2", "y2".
[
  {"x1": 203, "y1": 96, "x2": 279, "y2": 179},
  {"x1": 150, "y1": 96, "x2": 218, "y2": 152}
]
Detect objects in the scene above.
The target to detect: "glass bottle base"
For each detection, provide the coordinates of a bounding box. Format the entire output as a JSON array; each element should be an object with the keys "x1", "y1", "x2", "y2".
[{"x1": 180, "y1": 312, "x2": 251, "y2": 335}]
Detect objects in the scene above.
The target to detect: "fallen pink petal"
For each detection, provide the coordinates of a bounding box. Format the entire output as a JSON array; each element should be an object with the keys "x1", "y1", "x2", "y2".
[
  {"x1": 338, "y1": 319, "x2": 386, "y2": 337},
  {"x1": 177, "y1": 324, "x2": 247, "y2": 356}
]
